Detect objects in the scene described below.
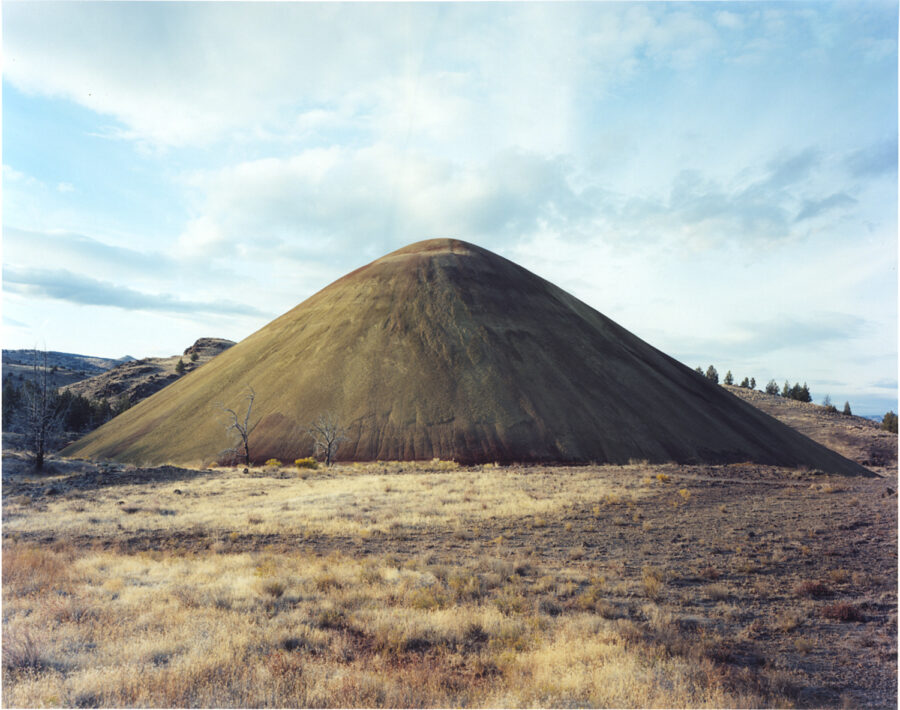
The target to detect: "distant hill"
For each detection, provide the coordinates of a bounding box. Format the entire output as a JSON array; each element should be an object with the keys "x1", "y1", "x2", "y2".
[
  {"x1": 724, "y1": 384, "x2": 896, "y2": 473},
  {"x1": 62, "y1": 338, "x2": 235, "y2": 406},
  {"x1": 2, "y1": 349, "x2": 134, "y2": 390},
  {"x1": 64, "y1": 238, "x2": 871, "y2": 476},
  {"x1": 2, "y1": 349, "x2": 134, "y2": 372}
]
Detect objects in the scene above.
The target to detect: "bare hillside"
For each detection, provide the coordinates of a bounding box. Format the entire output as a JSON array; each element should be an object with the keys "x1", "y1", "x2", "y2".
[
  {"x1": 725, "y1": 385, "x2": 897, "y2": 475},
  {"x1": 62, "y1": 338, "x2": 234, "y2": 406}
]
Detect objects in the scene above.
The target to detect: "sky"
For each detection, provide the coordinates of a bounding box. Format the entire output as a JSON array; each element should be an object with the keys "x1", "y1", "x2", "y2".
[{"x1": 2, "y1": 1, "x2": 897, "y2": 416}]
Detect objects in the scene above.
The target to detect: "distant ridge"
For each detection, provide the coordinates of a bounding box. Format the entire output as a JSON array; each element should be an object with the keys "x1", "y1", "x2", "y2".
[
  {"x1": 63, "y1": 239, "x2": 873, "y2": 475},
  {"x1": 62, "y1": 338, "x2": 235, "y2": 406},
  {"x1": 2, "y1": 349, "x2": 132, "y2": 375}
]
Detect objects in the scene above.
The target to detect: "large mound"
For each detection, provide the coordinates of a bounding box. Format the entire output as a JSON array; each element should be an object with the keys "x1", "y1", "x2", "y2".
[{"x1": 63, "y1": 239, "x2": 871, "y2": 475}]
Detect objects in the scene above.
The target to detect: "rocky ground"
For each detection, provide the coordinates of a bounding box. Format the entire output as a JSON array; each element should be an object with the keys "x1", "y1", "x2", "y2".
[{"x1": 725, "y1": 385, "x2": 897, "y2": 474}]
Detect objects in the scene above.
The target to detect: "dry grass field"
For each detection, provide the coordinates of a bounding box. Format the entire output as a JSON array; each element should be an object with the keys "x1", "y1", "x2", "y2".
[{"x1": 2, "y1": 451, "x2": 896, "y2": 708}]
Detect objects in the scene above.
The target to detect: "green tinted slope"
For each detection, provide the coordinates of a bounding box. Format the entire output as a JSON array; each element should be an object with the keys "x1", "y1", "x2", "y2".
[{"x1": 63, "y1": 239, "x2": 872, "y2": 475}]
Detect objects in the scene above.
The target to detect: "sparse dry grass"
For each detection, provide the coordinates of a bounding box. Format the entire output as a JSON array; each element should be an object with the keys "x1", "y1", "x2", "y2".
[
  {"x1": 2, "y1": 457, "x2": 896, "y2": 708},
  {"x1": 1, "y1": 462, "x2": 646, "y2": 545},
  {"x1": 2, "y1": 537, "x2": 777, "y2": 708}
]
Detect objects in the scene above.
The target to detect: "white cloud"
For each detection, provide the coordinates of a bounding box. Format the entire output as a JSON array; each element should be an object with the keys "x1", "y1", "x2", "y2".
[
  {"x1": 715, "y1": 11, "x2": 744, "y2": 30},
  {"x1": 3, "y1": 164, "x2": 41, "y2": 187},
  {"x1": 176, "y1": 216, "x2": 228, "y2": 259},
  {"x1": 2, "y1": 3, "x2": 734, "y2": 153},
  {"x1": 178, "y1": 145, "x2": 586, "y2": 264}
]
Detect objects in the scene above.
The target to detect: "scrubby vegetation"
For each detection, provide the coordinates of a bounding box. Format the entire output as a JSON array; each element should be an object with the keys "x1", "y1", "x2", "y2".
[
  {"x1": 2, "y1": 457, "x2": 895, "y2": 707},
  {"x1": 2, "y1": 375, "x2": 124, "y2": 435},
  {"x1": 883, "y1": 411, "x2": 898, "y2": 434}
]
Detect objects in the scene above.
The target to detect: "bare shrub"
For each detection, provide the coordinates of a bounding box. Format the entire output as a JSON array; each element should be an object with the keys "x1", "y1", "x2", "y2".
[
  {"x1": 2, "y1": 542, "x2": 68, "y2": 595},
  {"x1": 821, "y1": 603, "x2": 864, "y2": 622},
  {"x1": 641, "y1": 566, "x2": 666, "y2": 600},
  {"x1": 2, "y1": 628, "x2": 47, "y2": 673},
  {"x1": 794, "y1": 580, "x2": 831, "y2": 598}
]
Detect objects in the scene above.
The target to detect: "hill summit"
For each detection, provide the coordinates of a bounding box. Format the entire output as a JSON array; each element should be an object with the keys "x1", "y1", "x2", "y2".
[{"x1": 63, "y1": 238, "x2": 870, "y2": 474}]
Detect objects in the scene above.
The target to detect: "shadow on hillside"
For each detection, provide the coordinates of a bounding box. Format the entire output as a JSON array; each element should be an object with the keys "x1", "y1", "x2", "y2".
[{"x1": 1, "y1": 449, "x2": 215, "y2": 496}]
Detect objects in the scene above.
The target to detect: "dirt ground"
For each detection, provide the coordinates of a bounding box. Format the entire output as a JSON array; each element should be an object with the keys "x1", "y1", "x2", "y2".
[{"x1": 2, "y1": 446, "x2": 896, "y2": 707}]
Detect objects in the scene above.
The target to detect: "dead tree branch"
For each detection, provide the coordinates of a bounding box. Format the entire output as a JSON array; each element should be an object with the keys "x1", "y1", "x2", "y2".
[
  {"x1": 308, "y1": 412, "x2": 347, "y2": 467},
  {"x1": 216, "y1": 386, "x2": 258, "y2": 468}
]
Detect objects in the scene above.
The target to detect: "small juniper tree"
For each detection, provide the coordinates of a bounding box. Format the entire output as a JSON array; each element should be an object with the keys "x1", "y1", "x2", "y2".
[
  {"x1": 175, "y1": 358, "x2": 186, "y2": 376},
  {"x1": 842, "y1": 401, "x2": 852, "y2": 416},
  {"x1": 782, "y1": 381, "x2": 791, "y2": 398},
  {"x1": 883, "y1": 411, "x2": 898, "y2": 433},
  {"x1": 765, "y1": 379, "x2": 779, "y2": 395},
  {"x1": 694, "y1": 366, "x2": 704, "y2": 375},
  {"x1": 724, "y1": 370, "x2": 734, "y2": 386},
  {"x1": 739, "y1": 376, "x2": 750, "y2": 388},
  {"x1": 190, "y1": 352, "x2": 199, "y2": 362},
  {"x1": 706, "y1": 365, "x2": 719, "y2": 384},
  {"x1": 750, "y1": 377, "x2": 756, "y2": 390}
]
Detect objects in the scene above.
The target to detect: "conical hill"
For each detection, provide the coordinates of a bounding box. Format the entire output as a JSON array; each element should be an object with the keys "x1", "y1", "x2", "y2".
[{"x1": 62, "y1": 238, "x2": 872, "y2": 475}]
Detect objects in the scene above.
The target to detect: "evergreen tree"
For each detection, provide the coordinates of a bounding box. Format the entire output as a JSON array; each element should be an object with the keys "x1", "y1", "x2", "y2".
[
  {"x1": 782, "y1": 381, "x2": 791, "y2": 398},
  {"x1": 724, "y1": 370, "x2": 734, "y2": 385},
  {"x1": 91, "y1": 398, "x2": 114, "y2": 427},
  {"x1": 61, "y1": 391, "x2": 94, "y2": 431},
  {"x1": 739, "y1": 376, "x2": 750, "y2": 388},
  {"x1": 765, "y1": 379, "x2": 779, "y2": 395},
  {"x1": 788, "y1": 382, "x2": 811, "y2": 402},
  {"x1": 175, "y1": 358, "x2": 186, "y2": 376},
  {"x1": 2, "y1": 378, "x2": 21, "y2": 431},
  {"x1": 883, "y1": 411, "x2": 898, "y2": 433},
  {"x1": 694, "y1": 366, "x2": 704, "y2": 375},
  {"x1": 190, "y1": 352, "x2": 199, "y2": 362},
  {"x1": 115, "y1": 395, "x2": 132, "y2": 415},
  {"x1": 706, "y1": 365, "x2": 719, "y2": 384},
  {"x1": 750, "y1": 377, "x2": 756, "y2": 390},
  {"x1": 822, "y1": 394, "x2": 832, "y2": 408},
  {"x1": 842, "y1": 401, "x2": 852, "y2": 416}
]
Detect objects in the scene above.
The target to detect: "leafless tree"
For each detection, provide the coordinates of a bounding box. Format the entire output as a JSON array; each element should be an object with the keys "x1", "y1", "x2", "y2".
[
  {"x1": 23, "y1": 349, "x2": 67, "y2": 470},
  {"x1": 308, "y1": 412, "x2": 347, "y2": 467},
  {"x1": 217, "y1": 386, "x2": 258, "y2": 468}
]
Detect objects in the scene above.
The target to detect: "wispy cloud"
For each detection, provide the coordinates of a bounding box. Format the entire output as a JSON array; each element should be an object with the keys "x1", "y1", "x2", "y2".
[
  {"x1": 671, "y1": 312, "x2": 870, "y2": 362},
  {"x1": 3, "y1": 164, "x2": 41, "y2": 187},
  {"x1": 795, "y1": 192, "x2": 857, "y2": 222},
  {"x1": 843, "y1": 138, "x2": 898, "y2": 178},
  {"x1": 3, "y1": 266, "x2": 270, "y2": 318},
  {"x1": 3, "y1": 227, "x2": 171, "y2": 274}
]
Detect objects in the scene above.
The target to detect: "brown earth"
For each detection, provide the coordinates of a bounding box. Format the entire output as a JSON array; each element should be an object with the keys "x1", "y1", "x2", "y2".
[{"x1": 62, "y1": 239, "x2": 870, "y2": 475}]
